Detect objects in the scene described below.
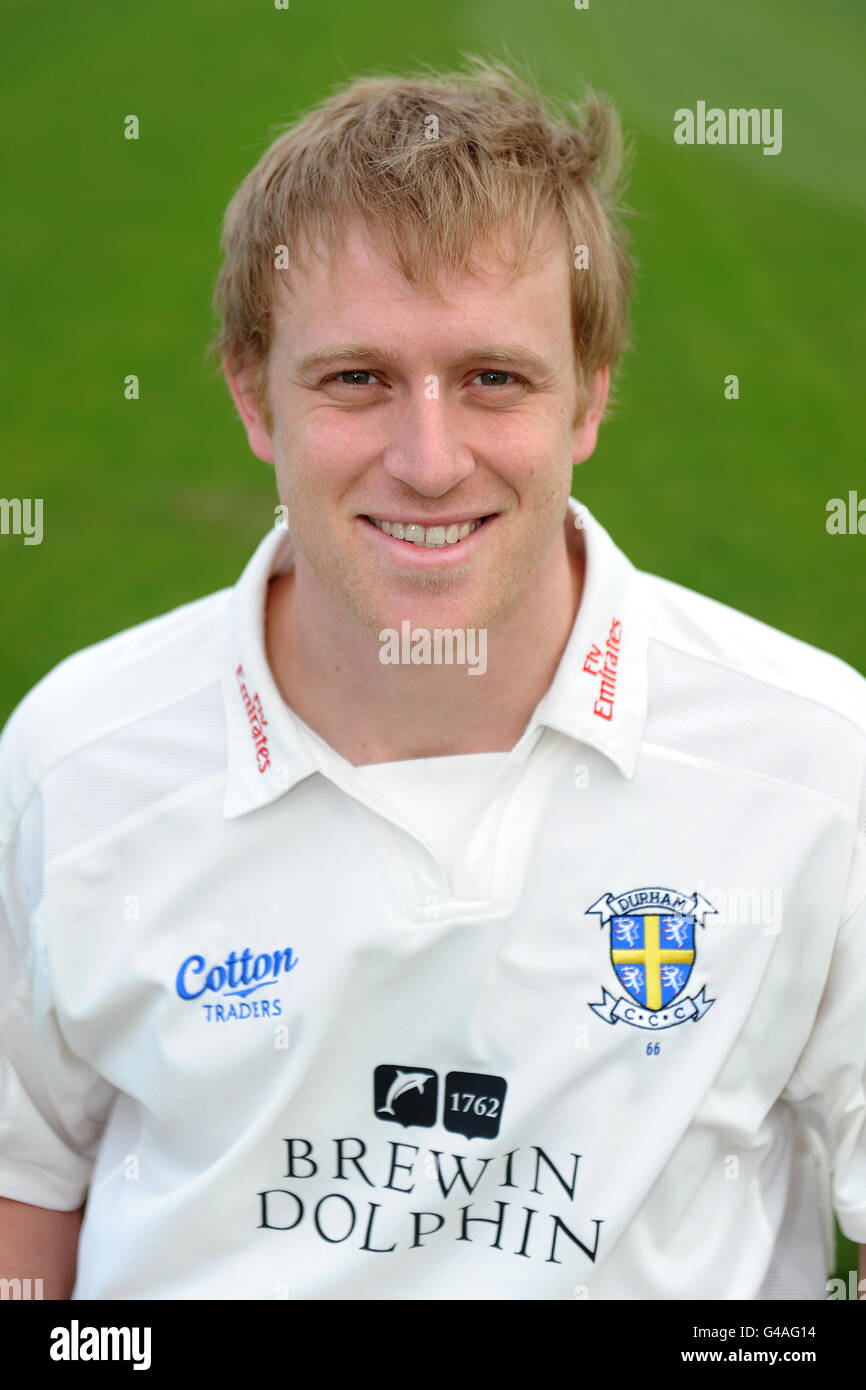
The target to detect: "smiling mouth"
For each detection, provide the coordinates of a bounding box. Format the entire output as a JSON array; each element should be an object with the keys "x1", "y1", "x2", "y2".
[{"x1": 362, "y1": 515, "x2": 493, "y2": 548}]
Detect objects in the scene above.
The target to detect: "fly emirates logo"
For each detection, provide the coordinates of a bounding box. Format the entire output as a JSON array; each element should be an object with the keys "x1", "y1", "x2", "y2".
[
  {"x1": 236, "y1": 663, "x2": 271, "y2": 773},
  {"x1": 583, "y1": 617, "x2": 622, "y2": 720}
]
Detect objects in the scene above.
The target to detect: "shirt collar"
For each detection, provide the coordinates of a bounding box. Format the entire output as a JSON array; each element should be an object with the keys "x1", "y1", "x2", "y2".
[
  {"x1": 526, "y1": 495, "x2": 649, "y2": 779},
  {"x1": 220, "y1": 497, "x2": 648, "y2": 818}
]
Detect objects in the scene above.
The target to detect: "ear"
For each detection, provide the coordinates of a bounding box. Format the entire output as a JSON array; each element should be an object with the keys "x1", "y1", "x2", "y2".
[
  {"x1": 572, "y1": 365, "x2": 610, "y2": 467},
  {"x1": 222, "y1": 359, "x2": 276, "y2": 465}
]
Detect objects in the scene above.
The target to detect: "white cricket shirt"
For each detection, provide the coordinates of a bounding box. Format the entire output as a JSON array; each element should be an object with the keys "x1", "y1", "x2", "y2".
[
  {"x1": 0, "y1": 497, "x2": 864, "y2": 1301},
  {"x1": 354, "y1": 753, "x2": 511, "y2": 877}
]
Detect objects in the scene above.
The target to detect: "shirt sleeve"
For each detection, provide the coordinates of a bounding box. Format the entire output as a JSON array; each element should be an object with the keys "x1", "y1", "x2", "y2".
[
  {"x1": 782, "y1": 829, "x2": 866, "y2": 1245},
  {"x1": 0, "y1": 777, "x2": 116, "y2": 1210}
]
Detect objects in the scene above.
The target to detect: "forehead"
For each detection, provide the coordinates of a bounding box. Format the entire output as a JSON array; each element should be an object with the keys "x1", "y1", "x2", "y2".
[{"x1": 271, "y1": 213, "x2": 574, "y2": 360}]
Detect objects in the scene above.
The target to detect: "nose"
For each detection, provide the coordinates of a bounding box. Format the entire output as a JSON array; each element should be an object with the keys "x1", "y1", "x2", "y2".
[{"x1": 381, "y1": 388, "x2": 476, "y2": 497}]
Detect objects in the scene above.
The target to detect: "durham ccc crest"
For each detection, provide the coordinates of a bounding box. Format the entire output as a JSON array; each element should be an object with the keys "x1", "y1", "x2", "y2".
[{"x1": 586, "y1": 886, "x2": 717, "y2": 1031}]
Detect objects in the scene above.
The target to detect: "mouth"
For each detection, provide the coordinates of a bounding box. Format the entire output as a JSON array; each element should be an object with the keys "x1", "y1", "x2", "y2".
[{"x1": 360, "y1": 514, "x2": 495, "y2": 550}]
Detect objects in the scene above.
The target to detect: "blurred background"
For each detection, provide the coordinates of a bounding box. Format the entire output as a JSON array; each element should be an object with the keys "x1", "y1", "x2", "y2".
[{"x1": 1, "y1": 0, "x2": 863, "y2": 1284}]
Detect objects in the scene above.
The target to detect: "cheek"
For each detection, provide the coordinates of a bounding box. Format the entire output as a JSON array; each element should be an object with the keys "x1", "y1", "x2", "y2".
[
  {"x1": 491, "y1": 415, "x2": 571, "y2": 488},
  {"x1": 307, "y1": 397, "x2": 389, "y2": 451},
  {"x1": 499, "y1": 401, "x2": 570, "y2": 454},
  {"x1": 290, "y1": 411, "x2": 383, "y2": 491},
  {"x1": 274, "y1": 417, "x2": 342, "y2": 494}
]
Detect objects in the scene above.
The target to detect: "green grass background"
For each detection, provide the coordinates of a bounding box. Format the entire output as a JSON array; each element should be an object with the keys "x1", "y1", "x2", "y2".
[{"x1": 1, "y1": 0, "x2": 863, "y2": 1289}]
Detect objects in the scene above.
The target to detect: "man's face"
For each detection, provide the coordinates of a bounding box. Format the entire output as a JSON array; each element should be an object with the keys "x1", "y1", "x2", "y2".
[{"x1": 228, "y1": 214, "x2": 608, "y2": 639}]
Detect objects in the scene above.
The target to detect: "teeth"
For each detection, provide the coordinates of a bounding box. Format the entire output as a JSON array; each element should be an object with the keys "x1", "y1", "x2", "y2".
[{"x1": 370, "y1": 517, "x2": 484, "y2": 547}]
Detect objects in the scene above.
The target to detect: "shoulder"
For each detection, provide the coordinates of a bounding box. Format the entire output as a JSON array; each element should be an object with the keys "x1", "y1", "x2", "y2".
[
  {"x1": 636, "y1": 568, "x2": 866, "y2": 822},
  {"x1": 0, "y1": 587, "x2": 231, "y2": 851},
  {"x1": 639, "y1": 568, "x2": 866, "y2": 728}
]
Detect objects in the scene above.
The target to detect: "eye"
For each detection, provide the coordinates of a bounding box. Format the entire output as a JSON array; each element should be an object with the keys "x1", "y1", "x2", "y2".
[
  {"x1": 472, "y1": 371, "x2": 521, "y2": 388},
  {"x1": 328, "y1": 370, "x2": 382, "y2": 387}
]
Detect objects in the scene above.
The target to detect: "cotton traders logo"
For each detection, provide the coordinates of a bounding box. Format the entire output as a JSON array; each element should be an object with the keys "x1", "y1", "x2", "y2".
[
  {"x1": 586, "y1": 886, "x2": 716, "y2": 1031},
  {"x1": 175, "y1": 945, "x2": 299, "y2": 1023}
]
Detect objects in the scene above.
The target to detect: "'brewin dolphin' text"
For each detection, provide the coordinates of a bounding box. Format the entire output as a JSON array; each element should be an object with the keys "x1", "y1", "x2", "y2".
[{"x1": 258, "y1": 1137, "x2": 605, "y2": 1268}]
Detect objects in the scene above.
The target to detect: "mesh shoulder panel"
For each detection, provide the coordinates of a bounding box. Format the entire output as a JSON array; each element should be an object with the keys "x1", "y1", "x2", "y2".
[{"x1": 644, "y1": 639, "x2": 866, "y2": 835}]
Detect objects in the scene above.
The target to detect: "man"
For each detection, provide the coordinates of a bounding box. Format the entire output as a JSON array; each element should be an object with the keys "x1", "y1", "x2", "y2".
[{"x1": 0, "y1": 58, "x2": 864, "y2": 1301}]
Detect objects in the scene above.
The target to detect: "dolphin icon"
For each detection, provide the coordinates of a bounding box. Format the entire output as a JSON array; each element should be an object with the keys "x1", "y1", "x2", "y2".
[{"x1": 378, "y1": 1069, "x2": 432, "y2": 1115}]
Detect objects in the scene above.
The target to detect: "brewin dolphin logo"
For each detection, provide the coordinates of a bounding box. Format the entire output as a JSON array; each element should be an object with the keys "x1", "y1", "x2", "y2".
[
  {"x1": 374, "y1": 1066, "x2": 507, "y2": 1139},
  {"x1": 375, "y1": 1066, "x2": 438, "y2": 1128}
]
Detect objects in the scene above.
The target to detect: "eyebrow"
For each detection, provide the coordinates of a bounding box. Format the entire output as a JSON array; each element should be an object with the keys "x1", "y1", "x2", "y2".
[{"x1": 293, "y1": 343, "x2": 556, "y2": 378}]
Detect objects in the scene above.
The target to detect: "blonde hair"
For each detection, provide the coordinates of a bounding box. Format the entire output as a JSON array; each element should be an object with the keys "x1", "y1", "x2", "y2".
[{"x1": 211, "y1": 55, "x2": 635, "y2": 428}]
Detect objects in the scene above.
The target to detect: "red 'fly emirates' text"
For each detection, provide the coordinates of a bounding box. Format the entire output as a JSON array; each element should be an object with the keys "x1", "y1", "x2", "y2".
[{"x1": 583, "y1": 618, "x2": 622, "y2": 720}]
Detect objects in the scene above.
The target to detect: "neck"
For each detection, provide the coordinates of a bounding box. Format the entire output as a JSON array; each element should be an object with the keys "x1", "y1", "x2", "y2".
[{"x1": 265, "y1": 523, "x2": 585, "y2": 765}]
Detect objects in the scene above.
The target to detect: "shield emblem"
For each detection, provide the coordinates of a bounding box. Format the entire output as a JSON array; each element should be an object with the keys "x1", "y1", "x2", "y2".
[{"x1": 610, "y1": 914, "x2": 696, "y2": 1011}]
